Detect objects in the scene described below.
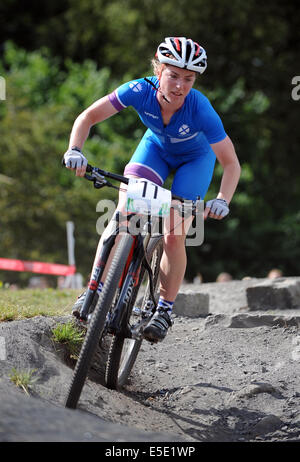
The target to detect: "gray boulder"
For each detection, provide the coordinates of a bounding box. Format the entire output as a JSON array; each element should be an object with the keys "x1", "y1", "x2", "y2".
[
  {"x1": 246, "y1": 277, "x2": 300, "y2": 311},
  {"x1": 173, "y1": 289, "x2": 209, "y2": 317}
]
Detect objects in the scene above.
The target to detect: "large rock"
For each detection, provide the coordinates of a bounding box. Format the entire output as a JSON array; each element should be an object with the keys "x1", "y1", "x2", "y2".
[
  {"x1": 179, "y1": 278, "x2": 265, "y2": 314},
  {"x1": 173, "y1": 289, "x2": 209, "y2": 317},
  {"x1": 204, "y1": 312, "x2": 300, "y2": 329},
  {"x1": 246, "y1": 277, "x2": 300, "y2": 311}
]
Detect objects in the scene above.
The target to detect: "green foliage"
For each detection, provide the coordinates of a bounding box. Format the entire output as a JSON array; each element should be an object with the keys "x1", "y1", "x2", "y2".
[
  {"x1": 52, "y1": 320, "x2": 85, "y2": 357},
  {"x1": 0, "y1": 288, "x2": 80, "y2": 321},
  {"x1": 0, "y1": 42, "x2": 138, "y2": 284},
  {"x1": 9, "y1": 367, "x2": 38, "y2": 395}
]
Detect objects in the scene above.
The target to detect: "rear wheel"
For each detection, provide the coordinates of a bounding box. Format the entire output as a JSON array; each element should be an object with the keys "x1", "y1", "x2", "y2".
[
  {"x1": 65, "y1": 233, "x2": 134, "y2": 409},
  {"x1": 105, "y1": 235, "x2": 163, "y2": 389}
]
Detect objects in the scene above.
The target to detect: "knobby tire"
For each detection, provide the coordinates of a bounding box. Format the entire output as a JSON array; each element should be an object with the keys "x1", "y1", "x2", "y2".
[
  {"x1": 105, "y1": 235, "x2": 163, "y2": 389},
  {"x1": 65, "y1": 233, "x2": 134, "y2": 409}
]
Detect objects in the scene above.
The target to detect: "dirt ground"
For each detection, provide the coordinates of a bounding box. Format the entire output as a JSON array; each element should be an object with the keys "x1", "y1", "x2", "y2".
[{"x1": 0, "y1": 278, "x2": 299, "y2": 443}]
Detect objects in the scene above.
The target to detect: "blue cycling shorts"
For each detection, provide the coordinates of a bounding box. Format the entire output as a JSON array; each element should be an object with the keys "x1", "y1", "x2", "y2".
[{"x1": 124, "y1": 130, "x2": 216, "y2": 201}]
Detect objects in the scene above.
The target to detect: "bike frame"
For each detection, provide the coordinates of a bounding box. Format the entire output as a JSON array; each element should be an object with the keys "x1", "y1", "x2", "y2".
[
  {"x1": 77, "y1": 163, "x2": 202, "y2": 329},
  {"x1": 79, "y1": 208, "x2": 160, "y2": 328}
]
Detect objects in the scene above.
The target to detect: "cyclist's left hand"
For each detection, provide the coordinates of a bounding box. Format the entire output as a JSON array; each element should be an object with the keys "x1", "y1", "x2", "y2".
[{"x1": 204, "y1": 198, "x2": 229, "y2": 220}]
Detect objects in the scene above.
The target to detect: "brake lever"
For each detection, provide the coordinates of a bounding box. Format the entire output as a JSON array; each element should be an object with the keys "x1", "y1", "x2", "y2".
[
  {"x1": 93, "y1": 180, "x2": 107, "y2": 189},
  {"x1": 84, "y1": 173, "x2": 95, "y2": 181},
  {"x1": 84, "y1": 172, "x2": 107, "y2": 189}
]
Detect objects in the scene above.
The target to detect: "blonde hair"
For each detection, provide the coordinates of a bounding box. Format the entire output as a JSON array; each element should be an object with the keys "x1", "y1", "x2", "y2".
[{"x1": 151, "y1": 57, "x2": 164, "y2": 76}]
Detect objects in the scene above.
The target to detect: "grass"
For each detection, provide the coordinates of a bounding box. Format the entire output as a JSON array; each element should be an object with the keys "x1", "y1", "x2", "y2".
[
  {"x1": 9, "y1": 367, "x2": 38, "y2": 395},
  {"x1": 1, "y1": 289, "x2": 86, "y2": 390},
  {"x1": 0, "y1": 288, "x2": 82, "y2": 322},
  {"x1": 52, "y1": 320, "x2": 85, "y2": 357}
]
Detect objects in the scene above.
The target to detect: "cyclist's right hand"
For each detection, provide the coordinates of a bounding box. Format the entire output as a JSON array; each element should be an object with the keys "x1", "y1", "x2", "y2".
[{"x1": 63, "y1": 147, "x2": 88, "y2": 177}]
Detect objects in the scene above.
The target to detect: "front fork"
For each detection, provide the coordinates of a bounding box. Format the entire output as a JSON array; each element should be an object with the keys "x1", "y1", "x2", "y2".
[
  {"x1": 108, "y1": 233, "x2": 144, "y2": 336},
  {"x1": 79, "y1": 211, "x2": 142, "y2": 321},
  {"x1": 79, "y1": 233, "x2": 117, "y2": 321}
]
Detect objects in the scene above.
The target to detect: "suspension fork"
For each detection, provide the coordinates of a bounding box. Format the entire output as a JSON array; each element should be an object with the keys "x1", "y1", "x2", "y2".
[
  {"x1": 79, "y1": 233, "x2": 118, "y2": 321},
  {"x1": 79, "y1": 214, "x2": 130, "y2": 321}
]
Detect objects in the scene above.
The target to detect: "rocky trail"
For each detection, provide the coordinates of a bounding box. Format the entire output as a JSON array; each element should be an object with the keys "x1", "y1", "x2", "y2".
[{"x1": 0, "y1": 277, "x2": 299, "y2": 443}]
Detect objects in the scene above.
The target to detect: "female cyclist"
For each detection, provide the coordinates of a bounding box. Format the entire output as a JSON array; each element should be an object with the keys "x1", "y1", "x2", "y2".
[{"x1": 63, "y1": 37, "x2": 241, "y2": 343}]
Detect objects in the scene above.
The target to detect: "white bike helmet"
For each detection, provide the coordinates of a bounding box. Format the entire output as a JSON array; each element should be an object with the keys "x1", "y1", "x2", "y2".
[{"x1": 156, "y1": 37, "x2": 207, "y2": 74}]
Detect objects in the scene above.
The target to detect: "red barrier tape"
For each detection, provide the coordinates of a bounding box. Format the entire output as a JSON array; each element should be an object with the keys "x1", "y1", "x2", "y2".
[{"x1": 0, "y1": 258, "x2": 76, "y2": 276}]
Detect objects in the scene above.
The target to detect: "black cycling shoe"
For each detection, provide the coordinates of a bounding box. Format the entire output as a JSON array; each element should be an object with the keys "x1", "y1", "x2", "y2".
[
  {"x1": 72, "y1": 291, "x2": 99, "y2": 319},
  {"x1": 143, "y1": 308, "x2": 172, "y2": 343}
]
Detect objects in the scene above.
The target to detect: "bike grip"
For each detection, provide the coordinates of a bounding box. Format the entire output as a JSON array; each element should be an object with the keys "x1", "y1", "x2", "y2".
[{"x1": 61, "y1": 158, "x2": 92, "y2": 172}]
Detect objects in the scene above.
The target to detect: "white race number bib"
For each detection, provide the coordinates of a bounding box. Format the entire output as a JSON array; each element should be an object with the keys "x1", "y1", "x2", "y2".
[{"x1": 126, "y1": 178, "x2": 171, "y2": 217}]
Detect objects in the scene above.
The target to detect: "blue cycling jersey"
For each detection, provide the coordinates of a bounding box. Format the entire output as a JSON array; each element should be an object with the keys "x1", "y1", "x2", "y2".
[
  {"x1": 109, "y1": 76, "x2": 226, "y2": 154},
  {"x1": 108, "y1": 76, "x2": 227, "y2": 200}
]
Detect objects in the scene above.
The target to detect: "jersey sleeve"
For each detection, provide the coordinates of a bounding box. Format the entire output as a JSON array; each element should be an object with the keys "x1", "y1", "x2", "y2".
[
  {"x1": 195, "y1": 93, "x2": 227, "y2": 144},
  {"x1": 108, "y1": 78, "x2": 147, "y2": 113}
]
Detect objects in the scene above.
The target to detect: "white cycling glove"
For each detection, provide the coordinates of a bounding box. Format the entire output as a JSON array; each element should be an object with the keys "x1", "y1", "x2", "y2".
[
  {"x1": 206, "y1": 198, "x2": 229, "y2": 218},
  {"x1": 63, "y1": 147, "x2": 88, "y2": 169}
]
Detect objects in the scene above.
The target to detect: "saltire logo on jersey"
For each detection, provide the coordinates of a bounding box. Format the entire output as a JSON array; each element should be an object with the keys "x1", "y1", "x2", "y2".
[
  {"x1": 129, "y1": 81, "x2": 143, "y2": 92},
  {"x1": 178, "y1": 124, "x2": 190, "y2": 136}
]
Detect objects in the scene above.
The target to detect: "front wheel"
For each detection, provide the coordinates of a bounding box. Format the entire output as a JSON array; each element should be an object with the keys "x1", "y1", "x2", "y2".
[
  {"x1": 65, "y1": 233, "x2": 134, "y2": 409},
  {"x1": 105, "y1": 235, "x2": 164, "y2": 389}
]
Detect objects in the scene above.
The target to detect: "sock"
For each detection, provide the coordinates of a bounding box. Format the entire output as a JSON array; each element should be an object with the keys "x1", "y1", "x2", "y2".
[{"x1": 157, "y1": 297, "x2": 174, "y2": 315}]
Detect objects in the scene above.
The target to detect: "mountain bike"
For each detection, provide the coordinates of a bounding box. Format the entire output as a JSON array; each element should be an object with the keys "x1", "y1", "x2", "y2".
[{"x1": 64, "y1": 164, "x2": 202, "y2": 409}]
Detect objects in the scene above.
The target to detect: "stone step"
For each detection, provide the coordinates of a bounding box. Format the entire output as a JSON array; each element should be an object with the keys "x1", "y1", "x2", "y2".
[
  {"x1": 173, "y1": 290, "x2": 209, "y2": 317},
  {"x1": 246, "y1": 277, "x2": 300, "y2": 311}
]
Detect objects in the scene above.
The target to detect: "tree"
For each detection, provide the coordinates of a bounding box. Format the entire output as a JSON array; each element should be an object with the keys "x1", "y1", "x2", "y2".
[{"x1": 0, "y1": 43, "x2": 139, "y2": 285}]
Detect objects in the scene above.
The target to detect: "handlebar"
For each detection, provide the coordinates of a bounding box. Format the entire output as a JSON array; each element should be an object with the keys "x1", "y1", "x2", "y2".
[
  {"x1": 63, "y1": 161, "x2": 203, "y2": 216},
  {"x1": 85, "y1": 164, "x2": 204, "y2": 217},
  {"x1": 85, "y1": 164, "x2": 198, "y2": 203},
  {"x1": 86, "y1": 164, "x2": 130, "y2": 185}
]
